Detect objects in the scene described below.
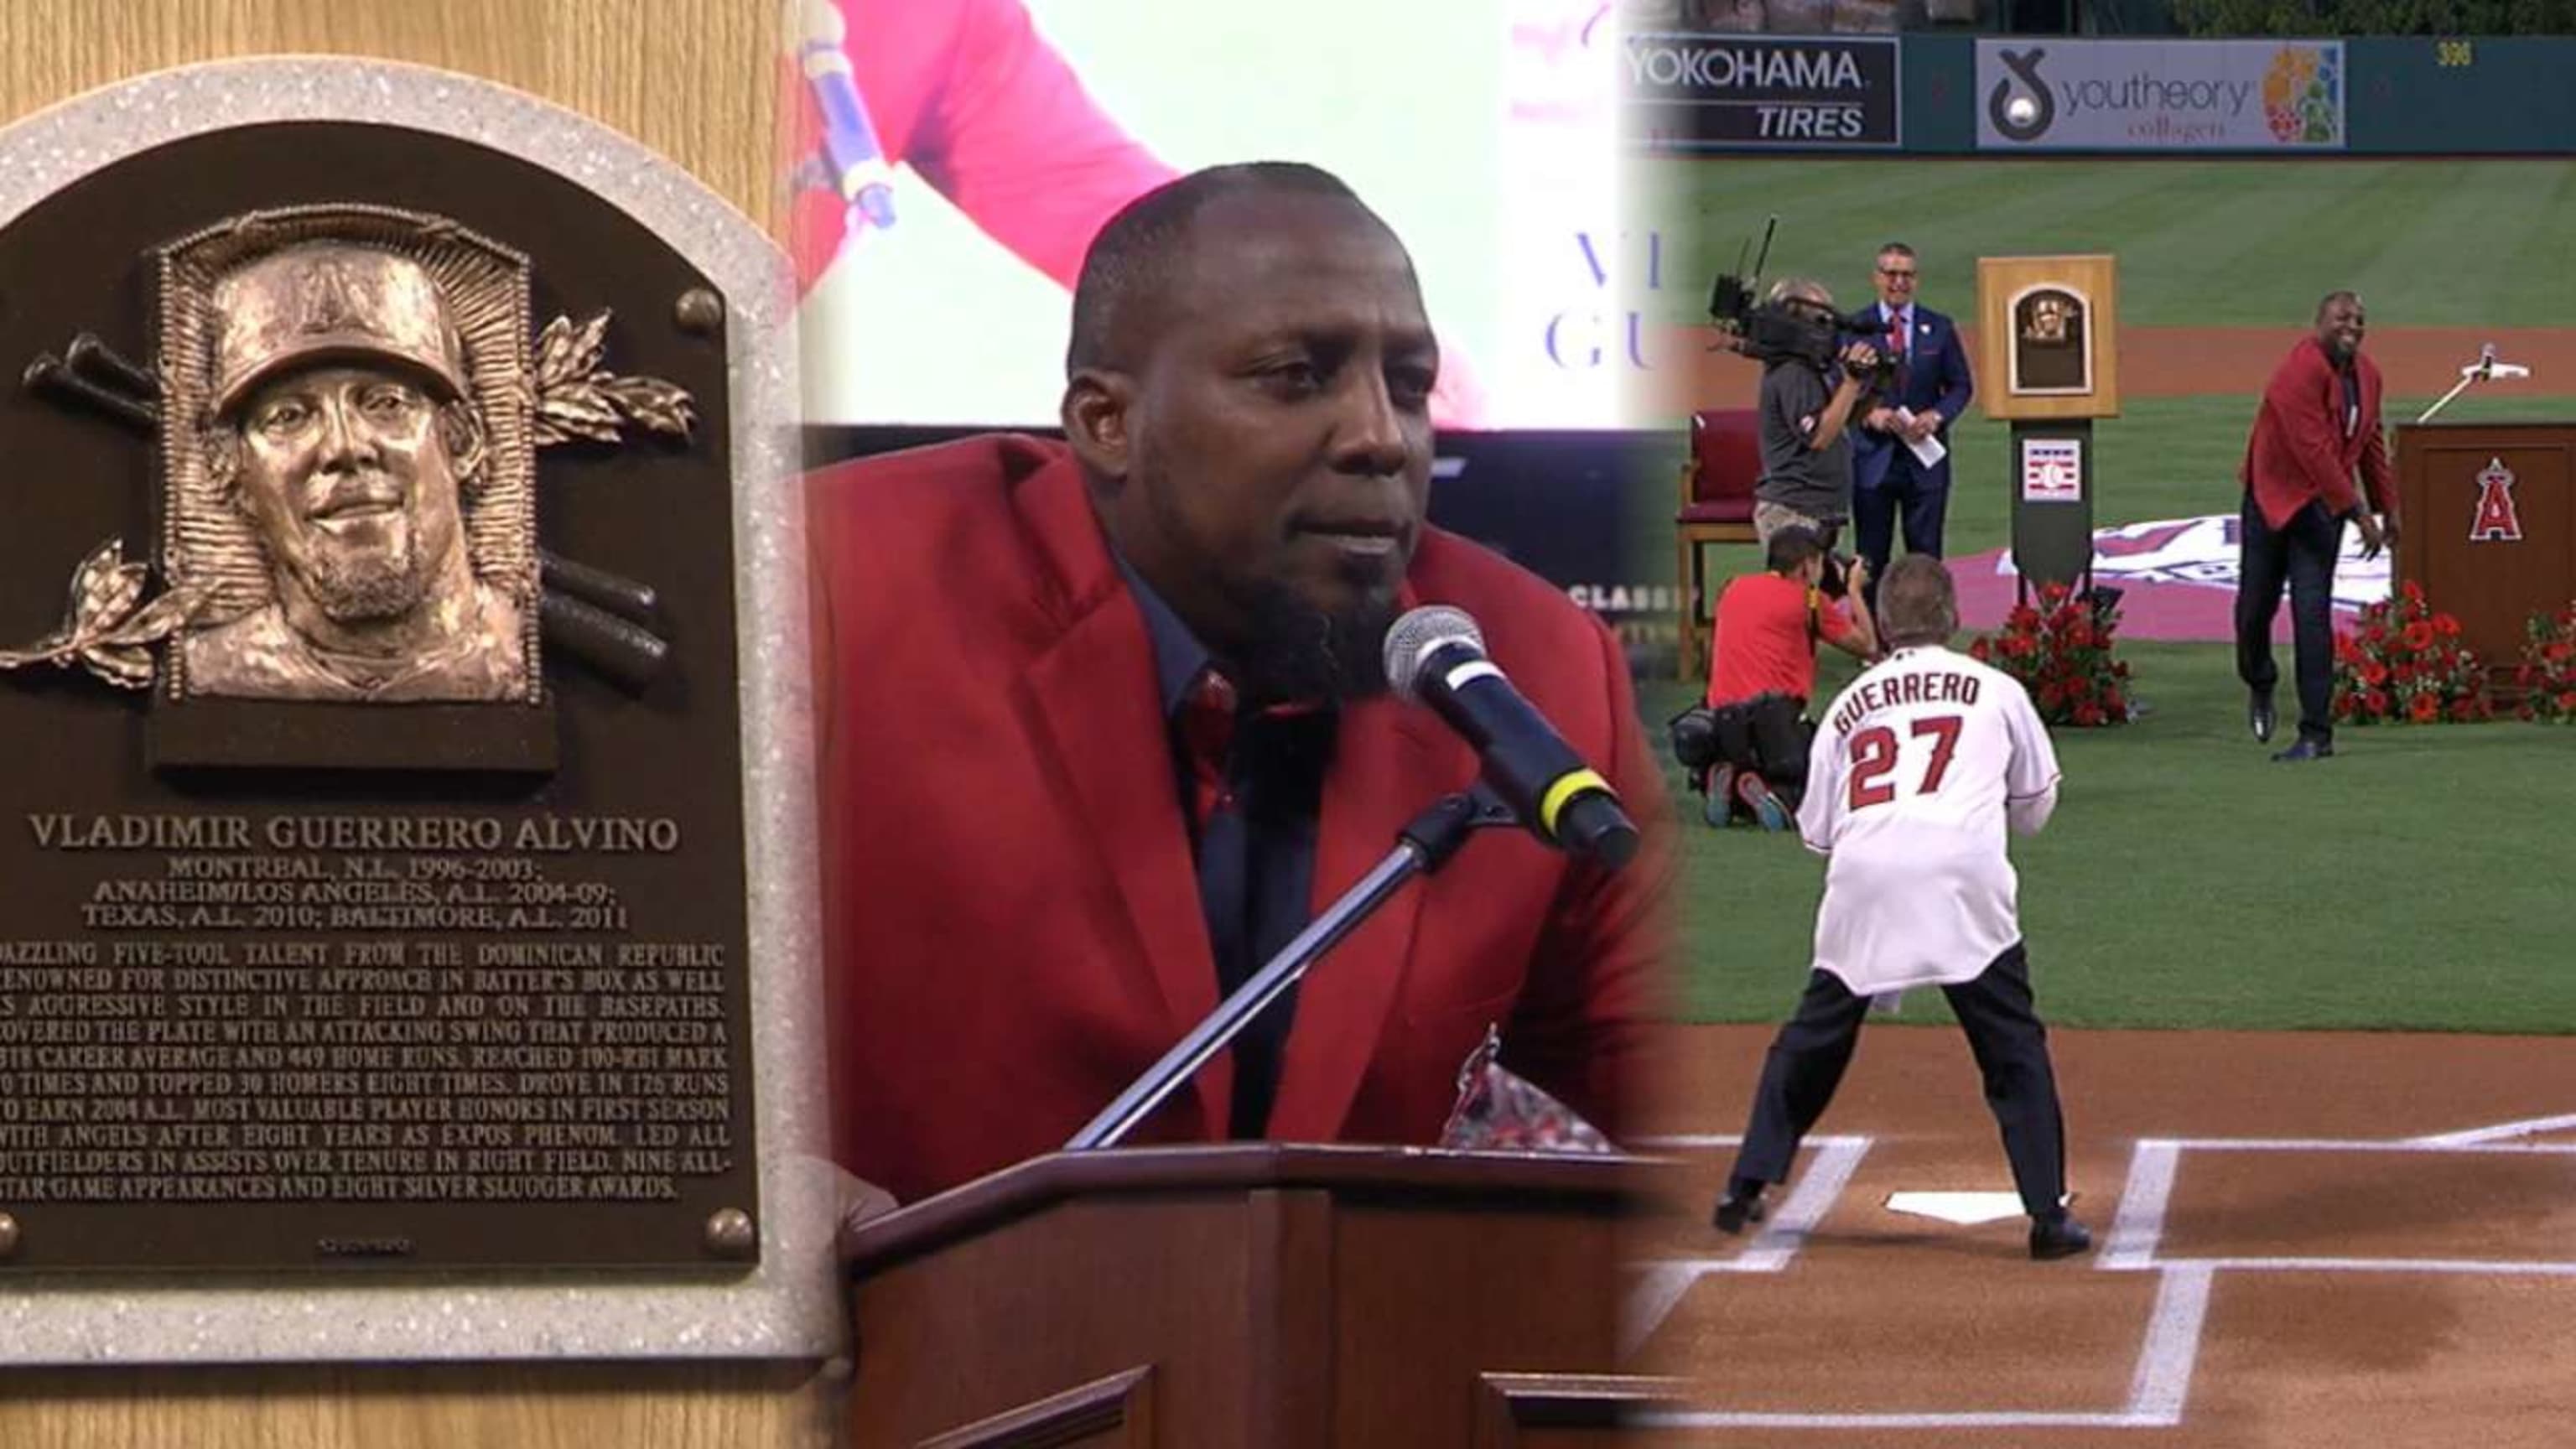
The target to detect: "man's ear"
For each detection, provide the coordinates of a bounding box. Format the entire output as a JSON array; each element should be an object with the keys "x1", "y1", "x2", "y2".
[{"x1": 1060, "y1": 368, "x2": 1135, "y2": 487}]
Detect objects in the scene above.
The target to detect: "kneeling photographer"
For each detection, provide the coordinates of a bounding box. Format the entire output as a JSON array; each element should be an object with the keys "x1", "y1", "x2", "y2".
[
  {"x1": 1675, "y1": 527, "x2": 1877, "y2": 830},
  {"x1": 1730, "y1": 278, "x2": 1884, "y2": 550}
]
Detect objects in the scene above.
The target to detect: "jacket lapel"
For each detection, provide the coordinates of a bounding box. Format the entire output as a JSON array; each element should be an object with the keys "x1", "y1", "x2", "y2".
[
  {"x1": 1013, "y1": 453, "x2": 1228, "y2": 1140},
  {"x1": 1266, "y1": 588, "x2": 1468, "y2": 1141}
]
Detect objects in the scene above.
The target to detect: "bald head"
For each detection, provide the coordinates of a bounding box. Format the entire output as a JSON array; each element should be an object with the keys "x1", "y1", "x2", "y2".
[{"x1": 1066, "y1": 163, "x2": 1399, "y2": 376}]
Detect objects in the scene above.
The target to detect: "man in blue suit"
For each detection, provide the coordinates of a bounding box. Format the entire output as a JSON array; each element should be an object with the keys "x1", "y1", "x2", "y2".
[{"x1": 1851, "y1": 243, "x2": 1974, "y2": 609}]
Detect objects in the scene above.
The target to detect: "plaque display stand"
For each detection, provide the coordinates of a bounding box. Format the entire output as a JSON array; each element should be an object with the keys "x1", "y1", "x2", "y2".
[
  {"x1": 2393, "y1": 420, "x2": 2576, "y2": 697},
  {"x1": 1976, "y1": 255, "x2": 2121, "y2": 601},
  {"x1": 839, "y1": 1145, "x2": 1654, "y2": 1448}
]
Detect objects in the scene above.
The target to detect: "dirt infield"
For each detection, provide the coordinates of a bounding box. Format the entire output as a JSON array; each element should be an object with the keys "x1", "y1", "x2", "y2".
[
  {"x1": 1659, "y1": 327, "x2": 2576, "y2": 413},
  {"x1": 1627, "y1": 1025, "x2": 2576, "y2": 1445}
]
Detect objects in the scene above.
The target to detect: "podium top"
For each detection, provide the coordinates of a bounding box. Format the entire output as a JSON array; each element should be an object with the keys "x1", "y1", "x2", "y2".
[
  {"x1": 842, "y1": 1145, "x2": 1648, "y2": 1275},
  {"x1": 2394, "y1": 419, "x2": 2576, "y2": 432}
]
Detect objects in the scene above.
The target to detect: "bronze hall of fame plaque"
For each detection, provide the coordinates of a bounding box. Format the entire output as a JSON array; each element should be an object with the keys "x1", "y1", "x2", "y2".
[
  {"x1": 2008, "y1": 285, "x2": 2092, "y2": 396},
  {"x1": 0, "y1": 123, "x2": 756, "y2": 1271}
]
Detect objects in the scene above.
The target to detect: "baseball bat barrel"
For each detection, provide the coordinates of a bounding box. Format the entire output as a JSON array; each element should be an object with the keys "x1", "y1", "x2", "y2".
[
  {"x1": 539, "y1": 588, "x2": 670, "y2": 692},
  {"x1": 540, "y1": 550, "x2": 661, "y2": 627}
]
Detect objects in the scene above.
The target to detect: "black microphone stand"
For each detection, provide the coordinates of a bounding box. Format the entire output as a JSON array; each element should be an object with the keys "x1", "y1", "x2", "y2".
[{"x1": 1065, "y1": 788, "x2": 1518, "y2": 1152}]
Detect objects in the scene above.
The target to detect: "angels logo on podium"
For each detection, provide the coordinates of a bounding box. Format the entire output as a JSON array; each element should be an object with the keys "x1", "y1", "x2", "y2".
[
  {"x1": 2469, "y1": 457, "x2": 2525, "y2": 543},
  {"x1": 3, "y1": 204, "x2": 693, "y2": 710}
]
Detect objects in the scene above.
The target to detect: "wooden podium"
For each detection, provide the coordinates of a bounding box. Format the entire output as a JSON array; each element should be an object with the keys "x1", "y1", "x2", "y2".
[
  {"x1": 839, "y1": 1146, "x2": 1652, "y2": 1448},
  {"x1": 2393, "y1": 422, "x2": 2576, "y2": 686}
]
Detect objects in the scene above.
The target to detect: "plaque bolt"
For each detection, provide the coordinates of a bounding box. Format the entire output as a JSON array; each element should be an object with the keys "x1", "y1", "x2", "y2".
[
  {"x1": 704, "y1": 1207, "x2": 757, "y2": 1258},
  {"x1": 675, "y1": 288, "x2": 724, "y2": 335},
  {"x1": 0, "y1": 1212, "x2": 19, "y2": 1260}
]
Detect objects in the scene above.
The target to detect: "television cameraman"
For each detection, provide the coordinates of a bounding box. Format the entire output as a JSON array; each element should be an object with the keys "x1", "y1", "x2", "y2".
[{"x1": 1745, "y1": 278, "x2": 1882, "y2": 552}]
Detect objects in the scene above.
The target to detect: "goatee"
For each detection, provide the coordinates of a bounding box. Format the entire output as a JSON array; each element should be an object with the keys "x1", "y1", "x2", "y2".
[{"x1": 1228, "y1": 575, "x2": 1400, "y2": 708}]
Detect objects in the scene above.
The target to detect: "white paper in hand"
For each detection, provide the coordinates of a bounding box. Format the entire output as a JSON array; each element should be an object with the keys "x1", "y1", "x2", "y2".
[{"x1": 1896, "y1": 408, "x2": 1946, "y2": 469}]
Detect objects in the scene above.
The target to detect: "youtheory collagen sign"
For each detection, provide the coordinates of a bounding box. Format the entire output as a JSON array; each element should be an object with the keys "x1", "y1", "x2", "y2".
[{"x1": 1976, "y1": 39, "x2": 2345, "y2": 152}]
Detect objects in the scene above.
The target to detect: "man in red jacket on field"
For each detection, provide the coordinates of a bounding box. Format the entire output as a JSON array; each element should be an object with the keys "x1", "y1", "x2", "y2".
[{"x1": 2236, "y1": 291, "x2": 2402, "y2": 761}]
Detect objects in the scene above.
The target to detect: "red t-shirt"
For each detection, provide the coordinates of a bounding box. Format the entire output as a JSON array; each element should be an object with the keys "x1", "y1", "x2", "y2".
[{"x1": 1705, "y1": 572, "x2": 1854, "y2": 708}]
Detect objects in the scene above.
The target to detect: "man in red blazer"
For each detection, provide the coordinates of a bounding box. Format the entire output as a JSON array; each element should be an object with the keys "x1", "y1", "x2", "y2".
[
  {"x1": 805, "y1": 163, "x2": 1673, "y2": 1206},
  {"x1": 2236, "y1": 291, "x2": 2402, "y2": 761}
]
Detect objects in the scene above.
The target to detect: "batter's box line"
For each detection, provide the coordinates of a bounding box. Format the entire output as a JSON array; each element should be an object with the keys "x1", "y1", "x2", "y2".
[
  {"x1": 1621, "y1": 1135, "x2": 1872, "y2": 1358},
  {"x1": 1630, "y1": 1264, "x2": 2216, "y2": 1433},
  {"x1": 2101, "y1": 1134, "x2": 2576, "y2": 1274}
]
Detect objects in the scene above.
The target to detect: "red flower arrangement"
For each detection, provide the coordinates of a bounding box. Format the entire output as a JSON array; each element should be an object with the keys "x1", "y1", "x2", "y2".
[
  {"x1": 2515, "y1": 601, "x2": 2576, "y2": 724},
  {"x1": 2332, "y1": 580, "x2": 2490, "y2": 725},
  {"x1": 1966, "y1": 582, "x2": 2132, "y2": 727}
]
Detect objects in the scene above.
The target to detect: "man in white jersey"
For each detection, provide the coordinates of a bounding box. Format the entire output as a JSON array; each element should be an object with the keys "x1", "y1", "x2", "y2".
[{"x1": 1711, "y1": 555, "x2": 2090, "y2": 1261}]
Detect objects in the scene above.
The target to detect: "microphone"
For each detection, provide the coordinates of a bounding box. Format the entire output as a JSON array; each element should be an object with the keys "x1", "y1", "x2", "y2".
[
  {"x1": 1382, "y1": 606, "x2": 1640, "y2": 871},
  {"x1": 797, "y1": 0, "x2": 896, "y2": 232},
  {"x1": 2460, "y1": 345, "x2": 2532, "y2": 381}
]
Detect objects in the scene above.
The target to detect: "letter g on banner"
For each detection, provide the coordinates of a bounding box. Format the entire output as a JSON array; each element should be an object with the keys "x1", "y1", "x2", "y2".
[{"x1": 1989, "y1": 47, "x2": 2054, "y2": 141}]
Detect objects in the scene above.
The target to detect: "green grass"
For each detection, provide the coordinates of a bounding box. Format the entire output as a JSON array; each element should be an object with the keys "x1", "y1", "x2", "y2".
[
  {"x1": 1644, "y1": 371, "x2": 2576, "y2": 1031},
  {"x1": 1643, "y1": 158, "x2": 2576, "y2": 329},
  {"x1": 1648, "y1": 650, "x2": 2576, "y2": 1033}
]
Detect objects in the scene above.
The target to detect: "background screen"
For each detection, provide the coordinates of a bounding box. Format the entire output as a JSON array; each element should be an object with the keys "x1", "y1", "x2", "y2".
[{"x1": 797, "y1": 0, "x2": 1630, "y2": 430}]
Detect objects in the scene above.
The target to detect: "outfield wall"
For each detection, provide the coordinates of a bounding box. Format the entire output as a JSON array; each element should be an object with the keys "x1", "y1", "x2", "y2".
[{"x1": 1629, "y1": 34, "x2": 2574, "y2": 156}]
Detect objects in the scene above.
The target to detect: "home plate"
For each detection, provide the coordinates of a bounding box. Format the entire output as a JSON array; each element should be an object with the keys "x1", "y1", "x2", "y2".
[{"x1": 1885, "y1": 1191, "x2": 2026, "y2": 1225}]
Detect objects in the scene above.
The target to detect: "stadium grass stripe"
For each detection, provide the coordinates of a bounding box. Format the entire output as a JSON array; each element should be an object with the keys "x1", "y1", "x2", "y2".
[{"x1": 1645, "y1": 158, "x2": 2576, "y2": 328}]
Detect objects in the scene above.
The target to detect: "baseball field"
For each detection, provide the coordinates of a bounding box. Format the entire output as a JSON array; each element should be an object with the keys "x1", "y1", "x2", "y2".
[{"x1": 1630, "y1": 156, "x2": 2576, "y2": 1444}]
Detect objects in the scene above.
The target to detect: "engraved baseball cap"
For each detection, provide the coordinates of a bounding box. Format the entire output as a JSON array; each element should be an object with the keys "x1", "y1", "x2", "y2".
[{"x1": 208, "y1": 242, "x2": 470, "y2": 417}]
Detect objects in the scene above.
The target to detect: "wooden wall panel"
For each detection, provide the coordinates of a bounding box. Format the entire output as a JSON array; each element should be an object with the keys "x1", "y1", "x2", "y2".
[
  {"x1": 0, "y1": 0, "x2": 785, "y2": 235},
  {"x1": 0, "y1": 3, "x2": 826, "y2": 1446}
]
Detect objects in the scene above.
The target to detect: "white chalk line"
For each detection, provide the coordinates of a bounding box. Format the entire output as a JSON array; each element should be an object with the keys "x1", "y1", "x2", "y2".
[
  {"x1": 1620, "y1": 1264, "x2": 1703, "y2": 1363},
  {"x1": 1621, "y1": 1135, "x2": 1875, "y2": 1355},
  {"x1": 2164, "y1": 1137, "x2": 2576, "y2": 1154},
  {"x1": 1740, "y1": 1136, "x2": 1873, "y2": 1271},
  {"x1": 2162, "y1": 1257, "x2": 2576, "y2": 1276},
  {"x1": 2102, "y1": 1140, "x2": 2180, "y2": 1271},
  {"x1": 2127, "y1": 1264, "x2": 2215, "y2": 1425},
  {"x1": 1642, "y1": 1113, "x2": 2576, "y2": 1434},
  {"x1": 2408, "y1": 1112, "x2": 2576, "y2": 1146}
]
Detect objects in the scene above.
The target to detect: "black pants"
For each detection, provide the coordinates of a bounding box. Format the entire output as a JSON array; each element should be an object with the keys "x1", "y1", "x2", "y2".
[
  {"x1": 1707, "y1": 693, "x2": 1813, "y2": 807},
  {"x1": 1727, "y1": 943, "x2": 2068, "y2": 1218},
  {"x1": 1853, "y1": 459, "x2": 1948, "y2": 615},
  {"x1": 2236, "y1": 494, "x2": 2345, "y2": 746}
]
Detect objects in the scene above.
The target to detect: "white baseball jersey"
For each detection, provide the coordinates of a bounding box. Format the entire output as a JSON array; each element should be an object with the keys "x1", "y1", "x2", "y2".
[{"x1": 1796, "y1": 645, "x2": 2061, "y2": 994}]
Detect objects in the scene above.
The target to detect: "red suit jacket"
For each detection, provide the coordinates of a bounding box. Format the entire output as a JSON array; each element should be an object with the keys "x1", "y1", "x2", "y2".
[
  {"x1": 787, "y1": 0, "x2": 1175, "y2": 295},
  {"x1": 2242, "y1": 335, "x2": 2399, "y2": 532},
  {"x1": 806, "y1": 436, "x2": 1673, "y2": 1205}
]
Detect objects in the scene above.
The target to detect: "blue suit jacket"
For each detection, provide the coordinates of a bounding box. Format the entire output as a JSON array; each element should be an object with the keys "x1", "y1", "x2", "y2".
[{"x1": 1852, "y1": 302, "x2": 1974, "y2": 494}]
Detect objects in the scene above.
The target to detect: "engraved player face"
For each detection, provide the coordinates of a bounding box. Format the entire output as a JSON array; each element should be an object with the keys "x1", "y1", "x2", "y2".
[{"x1": 231, "y1": 364, "x2": 465, "y2": 626}]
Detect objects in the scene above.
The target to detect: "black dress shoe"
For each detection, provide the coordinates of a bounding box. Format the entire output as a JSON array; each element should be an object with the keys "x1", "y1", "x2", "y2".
[
  {"x1": 1712, "y1": 1185, "x2": 1768, "y2": 1235},
  {"x1": 2270, "y1": 738, "x2": 2334, "y2": 762},
  {"x1": 2248, "y1": 687, "x2": 2276, "y2": 743},
  {"x1": 2030, "y1": 1213, "x2": 2093, "y2": 1260}
]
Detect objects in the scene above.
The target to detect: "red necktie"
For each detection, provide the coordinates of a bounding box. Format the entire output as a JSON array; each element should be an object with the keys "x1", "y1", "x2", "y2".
[{"x1": 1181, "y1": 668, "x2": 1239, "y2": 832}]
